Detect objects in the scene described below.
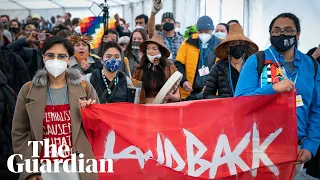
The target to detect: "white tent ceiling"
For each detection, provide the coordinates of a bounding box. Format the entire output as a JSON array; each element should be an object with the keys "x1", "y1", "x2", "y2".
[
  {"x1": 0, "y1": 0, "x2": 319, "y2": 52},
  {"x1": 0, "y1": 0, "x2": 143, "y2": 10}
]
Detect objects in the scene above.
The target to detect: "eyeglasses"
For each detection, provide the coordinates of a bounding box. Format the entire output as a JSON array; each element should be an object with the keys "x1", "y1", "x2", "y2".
[
  {"x1": 270, "y1": 29, "x2": 298, "y2": 36},
  {"x1": 44, "y1": 53, "x2": 68, "y2": 60}
]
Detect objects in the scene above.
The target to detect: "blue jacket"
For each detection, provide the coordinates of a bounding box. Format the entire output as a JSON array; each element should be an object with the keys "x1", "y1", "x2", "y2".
[{"x1": 235, "y1": 46, "x2": 320, "y2": 156}]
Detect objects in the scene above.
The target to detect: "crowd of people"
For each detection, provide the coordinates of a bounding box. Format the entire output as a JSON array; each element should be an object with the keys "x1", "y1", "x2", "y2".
[{"x1": 1, "y1": 2, "x2": 320, "y2": 180}]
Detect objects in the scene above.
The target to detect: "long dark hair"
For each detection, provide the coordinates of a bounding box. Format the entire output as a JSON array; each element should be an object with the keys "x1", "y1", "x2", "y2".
[
  {"x1": 136, "y1": 42, "x2": 168, "y2": 91},
  {"x1": 269, "y1": 13, "x2": 301, "y2": 33},
  {"x1": 125, "y1": 28, "x2": 148, "y2": 59}
]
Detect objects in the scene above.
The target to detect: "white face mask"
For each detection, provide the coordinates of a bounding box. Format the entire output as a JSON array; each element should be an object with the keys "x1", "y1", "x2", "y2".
[
  {"x1": 135, "y1": 25, "x2": 144, "y2": 29},
  {"x1": 74, "y1": 26, "x2": 81, "y2": 34},
  {"x1": 198, "y1": 33, "x2": 212, "y2": 44},
  {"x1": 175, "y1": 27, "x2": 180, "y2": 32},
  {"x1": 147, "y1": 54, "x2": 162, "y2": 64},
  {"x1": 45, "y1": 59, "x2": 68, "y2": 78},
  {"x1": 214, "y1": 32, "x2": 227, "y2": 39}
]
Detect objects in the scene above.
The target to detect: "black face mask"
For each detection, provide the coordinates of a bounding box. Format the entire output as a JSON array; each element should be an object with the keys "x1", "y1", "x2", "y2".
[
  {"x1": 9, "y1": 27, "x2": 20, "y2": 34},
  {"x1": 162, "y1": 22, "x2": 175, "y2": 31},
  {"x1": 230, "y1": 45, "x2": 246, "y2": 59},
  {"x1": 3, "y1": 22, "x2": 8, "y2": 30},
  {"x1": 270, "y1": 35, "x2": 296, "y2": 52}
]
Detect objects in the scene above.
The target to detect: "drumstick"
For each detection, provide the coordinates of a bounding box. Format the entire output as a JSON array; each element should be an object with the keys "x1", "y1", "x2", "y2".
[{"x1": 123, "y1": 57, "x2": 132, "y2": 78}]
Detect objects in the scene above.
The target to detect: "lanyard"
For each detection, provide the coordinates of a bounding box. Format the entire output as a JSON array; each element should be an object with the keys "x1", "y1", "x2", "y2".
[
  {"x1": 228, "y1": 60, "x2": 243, "y2": 96},
  {"x1": 48, "y1": 84, "x2": 68, "y2": 105},
  {"x1": 199, "y1": 37, "x2": 215, "y2": 67},
  {"x1": 101, "y1": 69, "x2": 118, "y2": 95},
  {"x1": 167, "y1": 37, "x2": 173, "y2": 52},
  {"x1": 268, "y1": 48, "x2": 298, "y2": 84}
]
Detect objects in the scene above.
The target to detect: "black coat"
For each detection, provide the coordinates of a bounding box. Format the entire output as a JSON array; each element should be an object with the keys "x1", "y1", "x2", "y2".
[
  {"x1": 90, "y1": 70, "x2": 129, "y2": 103},
  {"x1": 0, "y1": 46, "x2": 31, "y2": 94},
  {"x1": 203, "y1": 60, "x2": 234, "y2": 99},
  {"x1": 7, "y1": 38, "x2": 43, "y2": 78},
  {"x1": 0, "y1": 71, "x2": 19, "y2": 180}
]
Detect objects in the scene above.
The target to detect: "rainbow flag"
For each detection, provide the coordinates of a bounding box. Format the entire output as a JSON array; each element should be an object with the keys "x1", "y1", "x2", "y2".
[{"x1": 79, "y1": 16, "x2": 116, "y2": 49}]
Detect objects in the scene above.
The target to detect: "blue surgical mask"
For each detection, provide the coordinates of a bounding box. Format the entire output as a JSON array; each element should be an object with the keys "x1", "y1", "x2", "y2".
[
  {"x1": 214, "y1": 32, "x2": 227, "y2": 39},
  {"x1": 103, "y1": 58, "x2": 122, "y2": 72}
]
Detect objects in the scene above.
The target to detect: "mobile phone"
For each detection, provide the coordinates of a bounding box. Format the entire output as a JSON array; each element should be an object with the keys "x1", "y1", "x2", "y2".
[
  {"x1": 37, "y1": 33, "x2": 46, "y2": 41},
  {"x1": 37, "y1": 33, "x2": 50, "y2": 41}
]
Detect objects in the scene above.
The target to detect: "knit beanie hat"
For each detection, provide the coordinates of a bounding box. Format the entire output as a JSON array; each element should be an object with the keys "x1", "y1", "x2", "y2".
[
  {"x1": 162, "y1": 12, "x2": 175, "y2": 22},
  {"x1": 197, "y1": 16, "x2": 214, "y2": 31}
]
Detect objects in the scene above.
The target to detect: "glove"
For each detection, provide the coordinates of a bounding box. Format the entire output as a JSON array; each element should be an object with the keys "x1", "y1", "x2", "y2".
[{"x1": 152, "y1": 0, "x2": 162, "y2": 15}]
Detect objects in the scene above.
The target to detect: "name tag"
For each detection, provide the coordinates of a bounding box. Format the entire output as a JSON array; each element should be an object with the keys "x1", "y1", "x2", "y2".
[
  {"x1": 296, "y1": 95, "x2": 304, "y2": 107},
  {"x1": 199, "y1": 66, "x2": 210, "y2": 77}
]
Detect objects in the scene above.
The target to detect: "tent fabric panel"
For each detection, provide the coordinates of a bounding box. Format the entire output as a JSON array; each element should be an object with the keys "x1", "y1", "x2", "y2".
[
  {"x1": 17, "y1": 1, "x2": 61, "y2": 9},
  {"x1": 52, "y1": 0, "x2": 92, "y2": 8},
  {"x1": 0, "y1": 2, "x2": 25, "y2": 10}
]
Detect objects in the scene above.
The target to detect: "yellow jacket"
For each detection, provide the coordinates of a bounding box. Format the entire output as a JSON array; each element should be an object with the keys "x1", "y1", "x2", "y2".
[{"x1": 175, "y1": 34, "x2": 221, "y2": 99}]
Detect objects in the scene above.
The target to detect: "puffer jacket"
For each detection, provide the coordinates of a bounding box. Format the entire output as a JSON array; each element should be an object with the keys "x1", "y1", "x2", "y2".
[
  {"x1": 175, "y1": 33, "x2": 221, "y2": 99},
  {"x1": 0, "y1": 71, "x2": 19, "y2": 180},
  {"x1": 203, "y1": 60, "x2": 233, "y2": 99}
]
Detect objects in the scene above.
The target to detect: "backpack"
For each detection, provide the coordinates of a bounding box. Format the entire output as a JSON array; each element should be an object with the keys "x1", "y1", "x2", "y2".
[{"x1": 256, "y1": 51, "x2": 318, "y2": 79}]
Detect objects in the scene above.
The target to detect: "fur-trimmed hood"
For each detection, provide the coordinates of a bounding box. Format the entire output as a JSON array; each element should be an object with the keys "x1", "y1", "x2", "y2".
[{"x1": 32, "y1": 68, "x2": 82, "y2": 87}]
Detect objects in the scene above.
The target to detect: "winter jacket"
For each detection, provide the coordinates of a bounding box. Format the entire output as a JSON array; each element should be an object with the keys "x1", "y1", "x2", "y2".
[
  {"x1": 12, "y1": 69, "x2": 99, "y2": 180},
  {"x1": 175, "y1": 33, "x2": 221, "y2": 99},
  {"x1": 90, "y1": 70, "x2": 130, "y2": 103},
  {"x1": 0, "y1": 71, "x2": 19, "y2": 180},
  {"x1": 70, "y1": 55, "x2": 103, "y2": 75},
  {"x1": 0, "y1": 46, "x2": 30, "y2": 94},
  {"x1": 7, "y1": 38, "x2": 43, "y2": 78},
  {"x1": 203, "y1": 60, "x2": 234, "y2": 99}
]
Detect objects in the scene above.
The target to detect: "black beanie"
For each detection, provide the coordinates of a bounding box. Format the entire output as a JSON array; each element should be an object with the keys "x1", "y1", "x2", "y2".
[{"x1": 162, "y1": 12, "x2": 175, "y2": 22}]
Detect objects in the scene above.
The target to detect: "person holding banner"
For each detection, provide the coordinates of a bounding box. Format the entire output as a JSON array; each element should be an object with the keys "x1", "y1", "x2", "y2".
[
  {"x1": 11, "y1": 36, "x2": 99, "y2": 180},
  {"x1": 203, "y1": 24, "x2": 258, "y2": 99},
  {"x1": 90, "y1": 42, "x2": 134, "y2": 103},
  {"x1": 69, "y1": 35, "x2": 103, "y2": 75},
  {"x1": 133, "y1": 34, "x2": 180, "y2": 104},
  {"x1": 235, "y1": 13, "x2": 320, "y2": 179}
]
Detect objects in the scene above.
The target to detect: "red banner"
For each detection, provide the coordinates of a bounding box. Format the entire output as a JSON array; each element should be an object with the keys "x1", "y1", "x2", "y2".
[{"x1": 82, "y1": 93, "x2": 298, "y2": 180}]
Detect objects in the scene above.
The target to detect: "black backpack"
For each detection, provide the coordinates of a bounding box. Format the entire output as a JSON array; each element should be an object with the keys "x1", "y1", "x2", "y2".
[{"x1": 255, "y1": 51, "x2": 318, "y2": 79}]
